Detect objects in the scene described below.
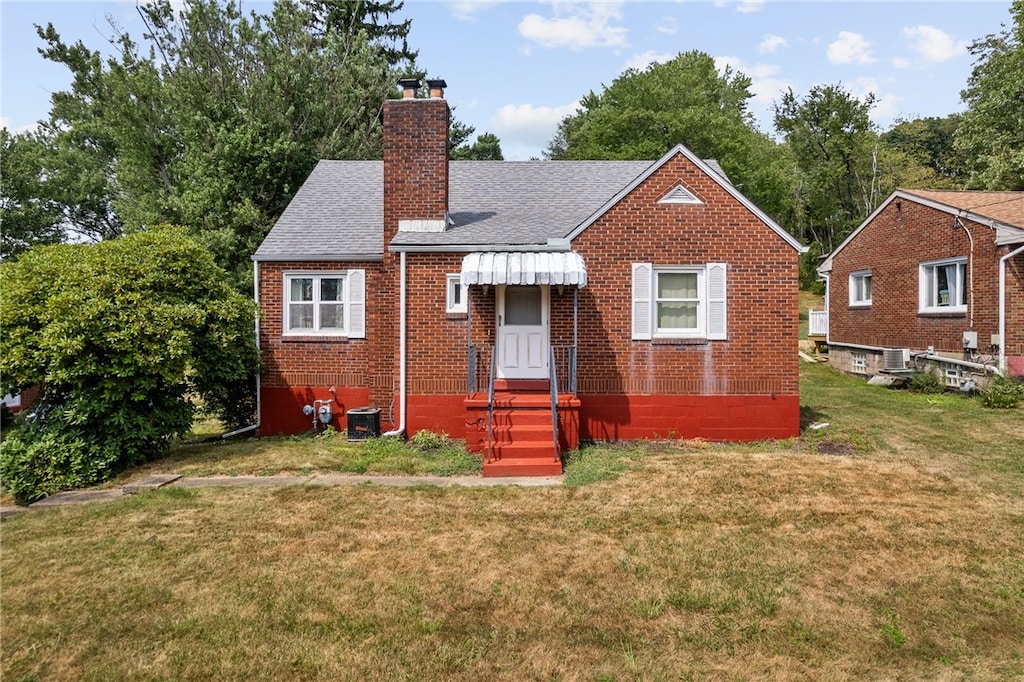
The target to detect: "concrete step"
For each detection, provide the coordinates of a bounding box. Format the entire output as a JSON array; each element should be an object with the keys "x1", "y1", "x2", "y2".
[{"x1": 483, "y1": 457, "x2": 563, "y2": 477}]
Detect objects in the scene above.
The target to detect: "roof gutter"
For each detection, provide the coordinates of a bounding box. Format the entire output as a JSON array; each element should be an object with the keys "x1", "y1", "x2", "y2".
[
  {"x1": 382, "y1": 251, "x2": 407, "y2": 438},
  {"x1": 999, "y1": 243, "x2": 1024, "y2": 375}
]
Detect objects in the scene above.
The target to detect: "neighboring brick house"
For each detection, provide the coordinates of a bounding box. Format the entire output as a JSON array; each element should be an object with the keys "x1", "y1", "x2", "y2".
[
  {"x1": 253, "y1": 79, "x2": 806, "y2": 476},
  {"x1": 817, "y1": 189, "x2": 1024, "y2": 385}
]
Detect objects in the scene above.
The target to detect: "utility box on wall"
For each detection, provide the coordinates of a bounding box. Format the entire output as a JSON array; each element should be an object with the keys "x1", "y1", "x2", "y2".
[{"x1": 347, "y1": 407, "x2": 381, "y2": 440}]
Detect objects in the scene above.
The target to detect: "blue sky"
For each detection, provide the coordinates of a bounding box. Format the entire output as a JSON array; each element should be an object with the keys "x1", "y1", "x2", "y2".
[{"x1": 1, "y1": 1, "x2": 1016, "y2": 159}]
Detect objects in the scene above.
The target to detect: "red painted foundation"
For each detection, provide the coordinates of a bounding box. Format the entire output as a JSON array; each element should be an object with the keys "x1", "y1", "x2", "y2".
[
  {"x1": 259, "y1": 386, "x2": 371, "y2": 436},
  {"x1": 579, "y1": 394, "x2": 801, "y2": 442}
]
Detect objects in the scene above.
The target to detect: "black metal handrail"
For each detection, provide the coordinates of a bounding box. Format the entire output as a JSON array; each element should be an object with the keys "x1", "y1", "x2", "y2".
[
  {"x1": 550, "y1": 345, "x2": 577, "y2": 394},
  {"x1": 548, "y1": 346, "x2": 559, "y2": 462}
]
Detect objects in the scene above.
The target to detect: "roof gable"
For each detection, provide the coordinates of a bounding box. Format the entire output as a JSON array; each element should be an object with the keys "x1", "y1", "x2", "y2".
[
  {"x1": 565, "y1": 144, "x2": 806, "y2": 253},
  {"x1": 819, "y1": 189, "x2": 1024, "y2": 273}
]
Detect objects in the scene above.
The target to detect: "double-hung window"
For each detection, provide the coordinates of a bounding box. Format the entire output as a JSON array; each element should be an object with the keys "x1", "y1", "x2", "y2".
[
  {"x1": 849, "y1": 270, "x2": 872, "y2": 307},
  {"x1": 284, "y1": 270, "x2": 365, "y2": 337},
  {"x1": 632, "y1": 263, "x2": 727, "y2": 340},
  {"x1": 919, "y1": 258, "x2": 966, "y2": 313}
]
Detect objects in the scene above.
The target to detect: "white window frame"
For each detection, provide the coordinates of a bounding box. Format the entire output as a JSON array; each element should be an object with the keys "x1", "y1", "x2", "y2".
[
  {"x1": 654, "y1": 267, "x2": 706, "y2": 338},
  {"x1": 283, "y1": 270, "x2": 365, "y2": 337},
  {"x1": 632, "y1": 263, "x2": 727, "y2": 341},
  {"x1": 919, "y1": 257, "x2": 967, "y2": 313},
  {"x1": 849, "y1": 270, "x2": 872, "y2": 307},
  {"x1": 446, "y1": 274, "x2": 466, "y2": 314}
]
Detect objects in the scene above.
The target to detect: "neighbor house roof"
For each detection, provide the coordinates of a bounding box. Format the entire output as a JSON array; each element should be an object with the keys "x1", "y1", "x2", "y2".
[
  {"x1": 819, "y1": 189, "x2": 1024, "y2": 273},
  {"x1": 254, "y1": 149, "x2": 803, "y2": 261}
]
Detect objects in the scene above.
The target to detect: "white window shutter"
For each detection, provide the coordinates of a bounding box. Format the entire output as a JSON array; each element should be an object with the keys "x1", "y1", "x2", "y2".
[
  {"x1": 347, "y1": 269, "x2": 366, "y2": 338},
  {"x1": 707, "y1": 262, "x2": 727, "y2": 340},
  {"x1": 631, "y1": 263, "x2": 653, "y2": 340}
]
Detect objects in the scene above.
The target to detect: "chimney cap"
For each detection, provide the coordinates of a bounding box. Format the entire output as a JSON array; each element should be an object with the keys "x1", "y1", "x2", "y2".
[
  {"x1": 398, "y1": 78, "x2": 421, "y2": 98},
  {"x1": 426, "y1": 78, "x2": 447, "y2": 97}
]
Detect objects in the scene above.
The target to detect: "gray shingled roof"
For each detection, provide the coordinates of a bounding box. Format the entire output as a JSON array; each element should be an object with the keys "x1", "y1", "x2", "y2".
[
  {"x1": 254, "y1": 159, "x2": 653, "y2": 260},
  {"x1": 253, "y1": 160, "x2": 383, "y2": 261}
]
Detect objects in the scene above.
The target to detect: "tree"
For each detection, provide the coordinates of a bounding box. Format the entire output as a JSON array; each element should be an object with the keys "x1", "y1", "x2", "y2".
[
  {"x1": 304, "y1": 0, "x2": 416, "y2": 66},
  {"x1": 0, "y1": 227, "x2": 259, "y2": 503},
  {"x1": 956, "y1": 0, "x2": 1024, "y2": 189},
  {"x1": 880, "y1": 115, "x2": 967, "y2": 187},
  {"x1": 25, "y1": 0, "x2": 403, "y2": 286},
  {"x1": 543, "y1": 51, "x2": 797, "y2": 229},
  {"x1": 452, "y1": 132, "x2": 504, "y2": 160},
  {"x1": 0, "y1": 129, "x2": 65, "y2": 260},
  {"x1": 773, "y1": 84, "x2": 881, "y2": 254}
]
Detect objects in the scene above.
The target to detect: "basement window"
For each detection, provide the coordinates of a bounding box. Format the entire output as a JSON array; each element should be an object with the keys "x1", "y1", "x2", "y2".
[{"x1": 851, "y1": 352, "x2": 867, "y2": 375}]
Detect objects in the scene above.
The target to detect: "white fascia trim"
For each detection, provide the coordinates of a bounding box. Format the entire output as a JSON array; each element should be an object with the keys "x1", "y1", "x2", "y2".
[
  {"x1": 564, "y1": 143, "x2": 808, "y2": 253},
  {"x1": 388, "y1": 243, "x2": 573, "y2": 253},
  {"x1": 252, "y1": 254, "x2": 384, "y2": 262}
]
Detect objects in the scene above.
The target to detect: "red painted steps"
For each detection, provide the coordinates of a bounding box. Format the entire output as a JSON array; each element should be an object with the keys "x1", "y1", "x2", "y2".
[{"x1": 475, "y1": 388, "x2": 564, "y2": 477}]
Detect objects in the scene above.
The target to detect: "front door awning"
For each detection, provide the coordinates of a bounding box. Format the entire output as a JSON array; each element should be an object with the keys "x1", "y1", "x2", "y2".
[{"x1": 461, "y1": 251, "x2": 587, "y2": 288}]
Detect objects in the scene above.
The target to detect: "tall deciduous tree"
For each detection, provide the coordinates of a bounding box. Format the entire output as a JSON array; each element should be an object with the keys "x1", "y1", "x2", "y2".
[
  {"x1": 773, "y1": 84, "x2": 880, "y2": 253},
  {"x1": 956, "y1": 0, "x2": 1024, "y2": 190},
  {"x1": 881, "y1": 115, "x2": 967, "y2": 188},
  {"x1": 543, "y1": 51, "x2": 798, "y2": 229}
]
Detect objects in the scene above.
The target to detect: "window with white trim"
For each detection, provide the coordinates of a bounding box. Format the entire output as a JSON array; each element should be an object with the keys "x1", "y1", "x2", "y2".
[
  {"x1": 284, "y1": 270, "x2": 365, "y2": 337},
  {"x1": 849, "y1": 270, "x2": 872, "y2": 306},
  {"x1": 632, "y1": 263, "x2": 727, "y2": 340},
  {"x1": 446, "y1": 274, "x2": 466, "y2": 313},
  {"x1": 919, "y1": 258, "x2": 966, "y2": 313}
]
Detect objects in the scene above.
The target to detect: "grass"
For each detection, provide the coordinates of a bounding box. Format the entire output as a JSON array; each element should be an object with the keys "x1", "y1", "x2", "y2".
[{"x1": 2, "y1": 364, "x2": 1022, "y2": 680}]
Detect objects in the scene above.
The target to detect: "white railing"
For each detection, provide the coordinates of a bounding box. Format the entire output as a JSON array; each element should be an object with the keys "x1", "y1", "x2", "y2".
[{"x1": 808, "y1": 310, "x2": 828, "y2": 337}]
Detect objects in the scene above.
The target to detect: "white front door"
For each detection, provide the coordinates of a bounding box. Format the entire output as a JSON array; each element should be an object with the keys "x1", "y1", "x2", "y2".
[{"x1": 497, "y1": 285, "x2": 549, "y2": 379}]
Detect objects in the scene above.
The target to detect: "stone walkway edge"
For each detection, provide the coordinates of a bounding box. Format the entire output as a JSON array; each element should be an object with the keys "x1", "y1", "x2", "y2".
[{"x1": 0, "y1": 472, "x2": 564, "y2": 517}]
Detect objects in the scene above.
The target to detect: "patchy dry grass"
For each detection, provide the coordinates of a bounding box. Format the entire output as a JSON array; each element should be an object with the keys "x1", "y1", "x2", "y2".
[{"x1": 2, "y1": 365, "x2": 1022, "y2": 680}]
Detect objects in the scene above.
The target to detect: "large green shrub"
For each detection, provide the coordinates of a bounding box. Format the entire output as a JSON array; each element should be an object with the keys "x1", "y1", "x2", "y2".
[{"x1": 0, "y1": 227, "x2": 259, "y2": 503}]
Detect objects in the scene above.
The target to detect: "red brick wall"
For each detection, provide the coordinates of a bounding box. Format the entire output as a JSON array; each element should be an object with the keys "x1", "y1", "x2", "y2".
[
  {"x1": 828, "y1": 199, "x2": 1024, "y2": 365},
  {"x1": 570, "y1": 153, "x2": 801, "y2": 399},
  {"x1": 259, "y1": 149, "x2": 803, "y2": 440}
]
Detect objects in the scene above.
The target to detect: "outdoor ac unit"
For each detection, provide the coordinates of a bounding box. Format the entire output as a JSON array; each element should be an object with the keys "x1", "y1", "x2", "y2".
[{"x1": 882, "y1": 348, "x2": 910, "y2": 371}]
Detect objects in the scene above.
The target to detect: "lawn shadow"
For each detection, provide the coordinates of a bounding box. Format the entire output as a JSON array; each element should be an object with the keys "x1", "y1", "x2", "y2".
[{"x1": 799, "y1": 404, "x2": 830, "y2": 432}]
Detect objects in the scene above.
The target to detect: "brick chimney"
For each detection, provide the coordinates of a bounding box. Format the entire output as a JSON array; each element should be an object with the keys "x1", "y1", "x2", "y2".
[{"x1": 383, "y1": 78, "x2": 450, "y2": 237}]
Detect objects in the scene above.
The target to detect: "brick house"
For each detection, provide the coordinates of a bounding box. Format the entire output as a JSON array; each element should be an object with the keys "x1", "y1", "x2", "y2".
[
  {"x1": 817, "y1": 189, "x2": 1024, "y2": 385},
  {"x1": 253, "y1": 79, "x2": 806, "y2": 476}
]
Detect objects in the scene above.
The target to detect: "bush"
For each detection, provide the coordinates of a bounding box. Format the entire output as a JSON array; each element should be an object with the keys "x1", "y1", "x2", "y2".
[
  {"x1": 408, "y1": 429, "x2": 451, "y2": 451},
  {"x1": 980, "y1": 374, "x2": 1024, "y2": 409},
  {"x1": 0, "y1": 228, "x2": 259, "y2": 503},
  {"x1": 907, "y1": 371, "x2": 945, "y2": 394}
]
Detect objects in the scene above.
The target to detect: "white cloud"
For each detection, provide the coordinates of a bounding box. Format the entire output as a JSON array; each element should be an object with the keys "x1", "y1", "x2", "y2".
[
  {"x1": 901, "y1": 25, "x2": 969, "y2": 63},
  {"x1": 518, "y1": 2, "x2": 629, "y2": 49},
  {"x1": 623, "y1": 50, "x2": 674, "y2": 72},
  {"x1": 758, "y1": 34, "x2": 788, "y2": 54},
  {"x1": 490, "y1": 101, "x2": 581, "y2": 155},
  {"x1": 449, "y1": 1, "x2": 505, "y2": 21},
  {"x1": 737, "y1": 0, "x2": 766, "y2": 14},
  {"x1": 711, "y1": 0, "x2": 765, "y2": 13},
  {"x1": 657, "y1": 16, "x2": 679, "y2": 36},
  {"x1": 0, "y1": 117, "x2": 39, "y2": 135},
  {"x1": 827, "y1": 31, "x2": 874, "y2": 65},
  {"x1": 891, "y1": 57, "x2": 910, "y2": 70},
  {"x1": 848, "y1": 77, "x2": 900, "y2": 121}
]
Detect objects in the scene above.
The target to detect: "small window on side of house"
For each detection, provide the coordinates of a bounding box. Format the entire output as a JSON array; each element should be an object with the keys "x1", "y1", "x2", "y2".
[
  {"x1": 849, "y1": 270, "x2": 872, "y2": 307},
  {"x1": 446, "y1": 274, "x2": 466, "y2": 314},
  {"x1": 919, "y1": 258, "x2": 967, "y2": 313},
  {"x1": 283, "y1": 270, "x2": 365, "y2": 337},
  {"x1": 851, "y1": 352, "x2": 867, "y2": 375}
]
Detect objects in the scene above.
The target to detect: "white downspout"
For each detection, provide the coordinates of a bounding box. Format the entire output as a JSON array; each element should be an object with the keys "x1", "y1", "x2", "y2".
[
  {"x1": 999, "y1": 243, "x2": 1024, "y2": 375},
  {"x1": 221, "y1": 260, "x2": 262, "y2": 439},
  {"x1": 383, "y1": 251, "x2": 407, "y2": 437}
]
